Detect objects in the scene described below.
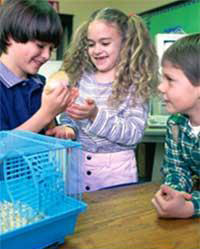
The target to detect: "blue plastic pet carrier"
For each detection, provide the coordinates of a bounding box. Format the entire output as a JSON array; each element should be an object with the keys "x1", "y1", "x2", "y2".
[{"x1": 0, "y1": 130, "x2": 87, "y2": 249}]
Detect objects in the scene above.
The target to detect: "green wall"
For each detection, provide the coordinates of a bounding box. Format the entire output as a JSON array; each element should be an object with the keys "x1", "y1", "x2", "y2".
[{"x1": 141, "y1": 0, "x2": 200, "y2": 39}]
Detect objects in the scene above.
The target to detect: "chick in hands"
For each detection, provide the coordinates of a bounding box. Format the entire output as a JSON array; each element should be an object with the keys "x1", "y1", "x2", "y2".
[{"x1": 44, "y1": 71, "x2": 79, "y2": 139}]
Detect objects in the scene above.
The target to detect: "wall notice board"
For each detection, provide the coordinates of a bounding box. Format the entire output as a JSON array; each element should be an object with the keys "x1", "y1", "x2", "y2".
[{"x1": 140, "y1": 0, "x2": 200, "y2": 38}]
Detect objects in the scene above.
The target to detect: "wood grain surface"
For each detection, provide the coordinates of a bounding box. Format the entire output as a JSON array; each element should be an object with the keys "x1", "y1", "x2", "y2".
[{"x1": 60, "y1": 183, "x2": 200, "y2": 249}]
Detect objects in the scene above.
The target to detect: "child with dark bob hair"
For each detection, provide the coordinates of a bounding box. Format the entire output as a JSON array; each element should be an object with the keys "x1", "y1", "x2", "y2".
[{"x1": 0, "y1": 0, "x2": 71, "y2": 132}]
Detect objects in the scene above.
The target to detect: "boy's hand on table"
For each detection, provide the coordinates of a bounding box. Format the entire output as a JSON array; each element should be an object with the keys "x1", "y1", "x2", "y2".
[{"x1": 152, "y1": 184, "x2": 194, "y2": 218}]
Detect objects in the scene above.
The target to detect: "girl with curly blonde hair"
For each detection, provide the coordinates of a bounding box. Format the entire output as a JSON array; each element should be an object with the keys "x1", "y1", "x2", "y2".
[{"x1": 46, "y1": 7, "x2": 159, "y2": 192}]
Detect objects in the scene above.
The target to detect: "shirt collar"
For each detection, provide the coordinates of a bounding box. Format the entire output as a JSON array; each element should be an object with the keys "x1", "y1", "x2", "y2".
[{"x1": 0, "y1": 61, "x2": 44, "y2": 88}]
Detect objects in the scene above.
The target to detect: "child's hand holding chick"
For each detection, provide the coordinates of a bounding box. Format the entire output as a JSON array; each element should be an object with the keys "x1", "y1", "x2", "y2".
[{"x1": 44, "y1": 71, "x2": 79, "y2": 139}]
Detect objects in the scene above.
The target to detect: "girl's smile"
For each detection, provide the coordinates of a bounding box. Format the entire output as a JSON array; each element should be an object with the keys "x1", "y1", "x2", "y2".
[{"x1": 87, "y1": 20, "x2": 122, "y2": 81}]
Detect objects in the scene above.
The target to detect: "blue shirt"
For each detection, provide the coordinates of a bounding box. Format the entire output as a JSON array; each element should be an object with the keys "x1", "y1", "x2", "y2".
[{"x1": 0, "y1": 62, "x2": 45, "y2": 131}]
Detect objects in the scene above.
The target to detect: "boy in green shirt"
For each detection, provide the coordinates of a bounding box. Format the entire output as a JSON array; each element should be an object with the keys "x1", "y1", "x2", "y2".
[{"x1": 152, "y1": 33, "x2": 200, "y2": 218}]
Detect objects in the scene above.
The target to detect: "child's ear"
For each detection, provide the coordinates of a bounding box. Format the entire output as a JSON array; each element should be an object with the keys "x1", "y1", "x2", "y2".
[{"x1": 7, "y1": 36, "x2": 13, "y2": 46}]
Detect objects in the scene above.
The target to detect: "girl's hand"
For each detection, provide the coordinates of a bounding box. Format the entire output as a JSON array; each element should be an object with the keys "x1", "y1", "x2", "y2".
[
  {"x1": 45, "y1": 125, "x2": 76, "y2": 139},
  {"x1": 66, "y1": 98, "x2": 98, "y2": 121},
  {"x1": 152, "y1": 184, "x2": 194, "y2": 218},
  {"x1": 67, "y1": 87, "x2": 79, "y2": 106}
]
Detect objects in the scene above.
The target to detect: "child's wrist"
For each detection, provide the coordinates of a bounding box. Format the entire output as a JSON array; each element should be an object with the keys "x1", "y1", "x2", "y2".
[{"x1": 38, "y1": 108, "x2": 55, "y2": 125}]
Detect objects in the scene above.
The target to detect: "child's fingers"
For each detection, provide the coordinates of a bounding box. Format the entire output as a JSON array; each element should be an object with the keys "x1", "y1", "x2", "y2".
[
  {"x1": 152, "y1": 197, "x2": 165, "y2": 217},
  {"x1": 181, "y1": 192, "x2": 192, "y2": 200},
  {"x1": 85, "y1": 98, "x2": 95, "y2": 105},
  {"x1": 67, "y1": 88, "x2": 79, "y2": 106},
  {"x1": 63, "y1": 126, "x2": 76, "y2": 139},
  {"x1": 160, "y1": 184, "x2": 171, "y2": 194},
  {"x1": 45, "y1": 128, "x2": 56, "y2": 136},
  {"x1": 44, "y1": 85, "x2": 69, "y2": 101},
  {"x1": 160, "y1": 185, "x2": 175, "y2": 200}
]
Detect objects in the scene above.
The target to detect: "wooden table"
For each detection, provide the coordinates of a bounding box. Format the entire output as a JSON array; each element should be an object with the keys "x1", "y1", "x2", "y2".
[{"x1": 60, "y1": 183, "x2": 200, "y2": 249}]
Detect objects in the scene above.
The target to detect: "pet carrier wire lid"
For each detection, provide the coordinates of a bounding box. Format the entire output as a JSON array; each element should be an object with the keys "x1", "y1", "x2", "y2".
[
  {"x1": 0, "y1": 130, "x2": 83, "y2": 211},
  {"x1": 0, "y1": 131, "x2": 86, "y2": 248},
  {"x1": 0, "y1": 130, "x2": 81, "y2": 159}
]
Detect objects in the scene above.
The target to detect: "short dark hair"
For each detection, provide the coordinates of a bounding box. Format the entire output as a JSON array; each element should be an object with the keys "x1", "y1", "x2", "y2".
[
  {"x1": 0, "y1": 0, "x2": 63, "y2": 54},
  {"x1": 161, "y1": 33, "x2": 200, "y2": 86}
]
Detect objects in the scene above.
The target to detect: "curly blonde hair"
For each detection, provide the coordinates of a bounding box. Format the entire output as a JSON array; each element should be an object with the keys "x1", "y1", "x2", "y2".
[{"x1": 61, "y1": 8, "x2": 159, "y2": 107}]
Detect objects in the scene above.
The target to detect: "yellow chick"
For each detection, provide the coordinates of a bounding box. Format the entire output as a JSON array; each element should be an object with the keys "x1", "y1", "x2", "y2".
[{"x1": 44, "y1": 70, "x2": 69, "y2": 95}]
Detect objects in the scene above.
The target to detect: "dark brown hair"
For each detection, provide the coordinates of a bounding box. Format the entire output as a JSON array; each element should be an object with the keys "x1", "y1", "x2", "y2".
[
  {"x1": 0, "y1": 0, "x2": 63, "y2": 54},
  {"x1": 162, "y1": 33, "x2": 200, "y2": 86}
]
